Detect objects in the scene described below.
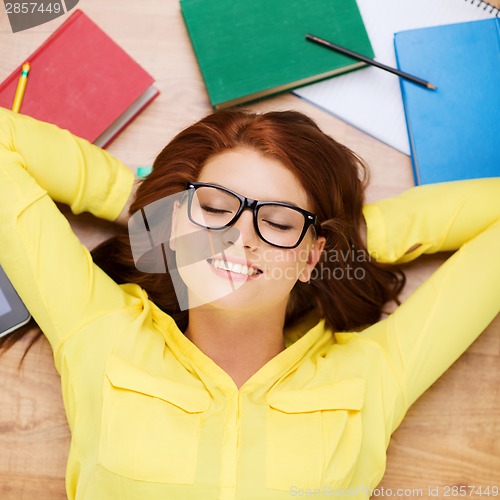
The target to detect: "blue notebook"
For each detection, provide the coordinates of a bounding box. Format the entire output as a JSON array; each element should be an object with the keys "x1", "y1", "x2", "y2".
[{"x1": 394, "y1": 19, "x2": 500, "y2": 185}]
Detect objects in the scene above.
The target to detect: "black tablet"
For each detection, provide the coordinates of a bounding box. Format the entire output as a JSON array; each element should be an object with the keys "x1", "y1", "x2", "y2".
[{"x1": 0, "y1": 266, "x2": 31, "y2": 338}]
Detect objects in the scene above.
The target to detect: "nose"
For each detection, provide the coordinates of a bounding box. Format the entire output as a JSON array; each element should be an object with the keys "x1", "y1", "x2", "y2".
[{"x1": 227, "y1": 209, "x2": 260, "y2": 249}]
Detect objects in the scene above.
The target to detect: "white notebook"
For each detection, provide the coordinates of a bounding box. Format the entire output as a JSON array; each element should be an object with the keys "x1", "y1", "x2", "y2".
[{"x1": 293, "y1": 0, "x2": 499, "y2": 155}]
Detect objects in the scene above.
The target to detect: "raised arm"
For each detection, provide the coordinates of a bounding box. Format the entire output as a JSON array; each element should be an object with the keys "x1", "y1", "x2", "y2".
[
  {"x1": 361, "y1": 179, "x2": 500, "y2": 412},
  {"x1": 363, "y1": 179, "x2": 500, "y2": 263},
  {"x1": 0, "y1": 108, "x2": 135, "y2": 219},
  {"x1": 0, "y1": 109, "x2": 136, "y2": 363}
]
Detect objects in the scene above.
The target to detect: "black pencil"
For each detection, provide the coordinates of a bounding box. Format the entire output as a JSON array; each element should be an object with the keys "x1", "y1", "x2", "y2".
[{"x1": 305, "y1": 34, "x2": 437, "y2": 90}]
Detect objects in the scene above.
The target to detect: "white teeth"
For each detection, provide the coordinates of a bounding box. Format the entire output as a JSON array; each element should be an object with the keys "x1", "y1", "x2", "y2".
[{"x1": 209, "y1": 259, "x2": 260, "y2": 276}]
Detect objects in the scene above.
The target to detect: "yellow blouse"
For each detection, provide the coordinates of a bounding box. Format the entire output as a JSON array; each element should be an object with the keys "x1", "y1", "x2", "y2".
[{"x1": 1, "y1": 109, "x2": 499, "y2": 500}]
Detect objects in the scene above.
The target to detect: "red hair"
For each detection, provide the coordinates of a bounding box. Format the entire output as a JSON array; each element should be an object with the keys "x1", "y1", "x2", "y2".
[
  {"x1": 94, "y1": 109, "x2": 405, "y2": 332},
  {"x1": 1, "y1": 109, "x2": 405, "y2": 358}
]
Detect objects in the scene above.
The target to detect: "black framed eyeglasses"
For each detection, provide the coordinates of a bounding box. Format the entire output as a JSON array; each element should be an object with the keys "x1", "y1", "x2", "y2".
[{"x1": 184, "y1": 182, "x2": 320, "y2": 249}]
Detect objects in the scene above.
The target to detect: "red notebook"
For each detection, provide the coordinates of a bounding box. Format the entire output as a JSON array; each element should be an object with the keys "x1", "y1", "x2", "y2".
[{"x1": 0, "y1": 10, "x2": 159, "y2": 148}]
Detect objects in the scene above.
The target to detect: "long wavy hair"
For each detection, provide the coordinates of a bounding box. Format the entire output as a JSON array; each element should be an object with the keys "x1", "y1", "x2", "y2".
[{"x1": 1, "y1": 109, "x2": 405, "y2": 357}]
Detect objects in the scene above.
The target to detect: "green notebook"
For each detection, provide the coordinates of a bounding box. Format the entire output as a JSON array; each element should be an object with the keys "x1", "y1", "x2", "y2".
[{"x1": 180, "y1": 0, "x2": 373, "y2": 109}]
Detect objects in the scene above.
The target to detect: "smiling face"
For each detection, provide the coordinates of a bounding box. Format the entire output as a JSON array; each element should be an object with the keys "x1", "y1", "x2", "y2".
[{"x1": 170, "y1": 147, "x2": 325, "y2": 314}]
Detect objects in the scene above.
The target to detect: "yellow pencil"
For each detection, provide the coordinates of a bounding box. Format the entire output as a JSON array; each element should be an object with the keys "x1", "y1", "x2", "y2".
[{"x1": 12, "y1": 62, "x2": 31, "y2": 113}]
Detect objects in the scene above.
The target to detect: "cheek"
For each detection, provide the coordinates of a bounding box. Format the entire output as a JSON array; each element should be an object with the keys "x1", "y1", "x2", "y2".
[
  {"x1": 171, "y1": 207, "x2": 208, "y2": 258},
  {"x1": 258, "y1": 247, "x2": 309, "y2": 284}
]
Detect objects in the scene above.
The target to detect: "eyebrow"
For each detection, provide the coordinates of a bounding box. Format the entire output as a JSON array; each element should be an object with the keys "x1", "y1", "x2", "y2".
[{"x1": 205, "y1": 181, "x2": 301, "y2": 207}]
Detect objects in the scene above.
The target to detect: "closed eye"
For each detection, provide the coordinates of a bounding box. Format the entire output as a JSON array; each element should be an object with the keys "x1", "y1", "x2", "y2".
[
  {"x1": 262, "y1": 219, "x2": 293, "y2": 231},
  {"x1": 201, "y1": 205, "x2": 232, "y2": 214}
]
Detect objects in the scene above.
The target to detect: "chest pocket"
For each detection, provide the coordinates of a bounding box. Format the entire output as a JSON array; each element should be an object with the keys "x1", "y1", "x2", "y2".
[
  {"x1": 98, "y1": 355, "x2": 210, "y2": 484},
  {"x1": 266, "y1": 378, "x2": 365, "y2": 491}
]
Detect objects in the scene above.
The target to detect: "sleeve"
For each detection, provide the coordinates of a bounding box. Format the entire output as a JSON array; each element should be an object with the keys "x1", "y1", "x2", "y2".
[
  {"x1": 361, "y1": 178, "x2": 500, "y2": 411},
  {"x1": 0, "y1": 109, "x2": 136, "y2": 363}
]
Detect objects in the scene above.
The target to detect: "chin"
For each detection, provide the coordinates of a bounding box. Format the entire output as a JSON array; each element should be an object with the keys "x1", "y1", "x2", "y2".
[
  {"x1": 179, "y1": 259, "x2": 295, "y2": 313},
  {"x1": 190, "y1": 284, "x2": 291, "y2": 316},
  {"x1": 179, "y1": 258, "x2": 257, "y2": 310}
]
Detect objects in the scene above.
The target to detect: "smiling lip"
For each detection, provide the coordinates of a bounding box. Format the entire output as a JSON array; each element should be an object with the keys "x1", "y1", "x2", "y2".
[{"x1": 206, "y1": 257, "x2": 263, "y2": 280}]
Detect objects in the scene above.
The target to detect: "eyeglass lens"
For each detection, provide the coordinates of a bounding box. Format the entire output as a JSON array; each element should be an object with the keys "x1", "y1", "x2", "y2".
[{"x1": 189, "y1": 186, "x2": 306, "y2": 247}]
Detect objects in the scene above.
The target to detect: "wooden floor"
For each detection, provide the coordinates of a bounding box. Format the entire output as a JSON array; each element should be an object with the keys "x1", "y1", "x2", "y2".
[{"x1": 0, "y1": 0, "x2": 499, "y2": 498}]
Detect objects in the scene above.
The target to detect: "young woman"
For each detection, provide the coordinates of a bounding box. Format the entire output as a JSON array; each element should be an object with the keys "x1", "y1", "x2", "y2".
[{"x1": 0, "y1": 107, "x2": 498, "y2": 499}]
